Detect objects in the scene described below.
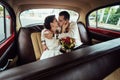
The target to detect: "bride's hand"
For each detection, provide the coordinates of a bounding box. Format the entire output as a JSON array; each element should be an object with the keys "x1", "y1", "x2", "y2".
[{"x1": 42, "y1": 44, "x2": 48, "y2": 51}]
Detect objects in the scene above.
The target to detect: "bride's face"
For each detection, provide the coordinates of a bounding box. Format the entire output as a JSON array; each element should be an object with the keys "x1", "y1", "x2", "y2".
[{"x1": 50, "y1": 18, "x2": 59, "y2": 33}]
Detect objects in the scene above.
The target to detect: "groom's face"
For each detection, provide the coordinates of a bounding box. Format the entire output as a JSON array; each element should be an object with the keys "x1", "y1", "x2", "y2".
[{"x1": 58, "y1": 15, "x2": 66, "y2": 27}]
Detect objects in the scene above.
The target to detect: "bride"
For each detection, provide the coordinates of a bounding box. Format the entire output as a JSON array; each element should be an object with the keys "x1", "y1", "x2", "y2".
[{"x1": 40, "y1": 15, "x2": 62, "y2": 60}]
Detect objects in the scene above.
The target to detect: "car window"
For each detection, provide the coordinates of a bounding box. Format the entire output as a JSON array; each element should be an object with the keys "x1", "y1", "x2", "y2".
[
  {"x1": 89, "y1": 5, "x2": 120, "y2": 31},
  {"x1": 20, "y1": 9, "x2": 79, "y2": 27},
  {"x1": 0, "y1": 5, "x2": 11, "y2": 42}
]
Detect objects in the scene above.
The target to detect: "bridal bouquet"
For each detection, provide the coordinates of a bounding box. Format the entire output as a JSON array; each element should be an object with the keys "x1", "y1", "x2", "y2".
[{"x1": 60, "y1": 37, "x2": 75, "y2": 53}]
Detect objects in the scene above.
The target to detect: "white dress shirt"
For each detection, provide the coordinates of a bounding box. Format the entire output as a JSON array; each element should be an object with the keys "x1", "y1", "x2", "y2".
[{"x1": 58, "y1": 22, "x2": 83, "y2": 47}]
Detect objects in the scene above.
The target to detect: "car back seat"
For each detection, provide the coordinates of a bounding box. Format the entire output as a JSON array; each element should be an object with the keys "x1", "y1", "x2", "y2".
[
  {"x1": 17, "y1": 25, "x2": 44, "y2": 65},
  {"x1": 17, "y1": 22, "x2": 91, "y2": 66}
]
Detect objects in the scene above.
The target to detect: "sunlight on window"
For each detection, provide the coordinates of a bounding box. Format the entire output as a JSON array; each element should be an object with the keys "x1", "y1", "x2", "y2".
[{"x1": 20, "y1": 9, "x2": 79, "y2": 27}]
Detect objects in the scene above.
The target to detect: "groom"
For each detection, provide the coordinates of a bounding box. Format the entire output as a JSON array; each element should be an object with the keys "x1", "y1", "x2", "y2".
[{"x1": 58, "y1": 11, "x2": 83, "y2": 48}]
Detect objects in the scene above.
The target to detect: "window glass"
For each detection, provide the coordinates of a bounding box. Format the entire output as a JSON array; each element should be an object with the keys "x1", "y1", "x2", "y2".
[
  {"x1": 89, "y1": 11, "x2": 96, "y2": 27},
  {"x1": 89, "y1": 5, "x2": 120, "y2": 31},
  {"x1": 5, "y1": 8, "x2": 11, "y2": 38},
  {"x1": 20, "y1": 9, "x2": 79, "y2": 27},
  {"x1": 0, "y1": 5, "x2": 5, "y2": 41},
  {"x1": 0, "y1": 5, "x2": 11, "y2": 42}
]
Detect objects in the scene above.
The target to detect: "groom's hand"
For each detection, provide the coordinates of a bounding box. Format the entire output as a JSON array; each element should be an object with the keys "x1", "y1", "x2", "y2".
[{"x1": 62, "y1": 21, "x2": 69, "y2": 33}]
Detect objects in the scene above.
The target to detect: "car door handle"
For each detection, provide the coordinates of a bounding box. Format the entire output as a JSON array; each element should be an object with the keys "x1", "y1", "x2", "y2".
[{"x1": 0, "y1": 59, "x2": 13, "y2": 72}]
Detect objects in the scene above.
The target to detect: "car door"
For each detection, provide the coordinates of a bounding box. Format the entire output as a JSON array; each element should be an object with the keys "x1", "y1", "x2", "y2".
[
  {"x1": 87, "y1": 5, "x2": 120, "y2": 44},
  {"x1": 0, "y1": 1, "x2": 16, "y2": 71}
]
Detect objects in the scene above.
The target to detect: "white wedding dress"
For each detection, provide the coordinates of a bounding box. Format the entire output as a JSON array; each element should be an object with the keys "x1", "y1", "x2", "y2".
[{"x1": 40, "y1": 35, "x2": 62, "y2": 60}]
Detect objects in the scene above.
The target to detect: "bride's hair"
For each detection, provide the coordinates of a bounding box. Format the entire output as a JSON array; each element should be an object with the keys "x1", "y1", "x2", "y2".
[{"x1": 44, "y1": 15, "x2": 55, "y2": 30}]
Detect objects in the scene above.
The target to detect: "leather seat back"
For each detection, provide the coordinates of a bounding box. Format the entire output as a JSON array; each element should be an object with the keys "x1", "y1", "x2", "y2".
[
  {"x1": 31, "y1": 32, "x2": 43, "y2": 60},
  {"x1": 77, "y1": 22, "x2": 91, "y2": 45},
  {"x1": 17, "y1": 25, "x2": 44, "y2": 65}
]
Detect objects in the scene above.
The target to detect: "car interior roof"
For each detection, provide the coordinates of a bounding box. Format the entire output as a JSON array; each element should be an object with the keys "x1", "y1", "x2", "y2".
[
  {"x1": 8, "y1": 0, "x2": 120, "y2": 13},
  {"x1": 6, "y1": 0, "x2": 120, "y2": 29}
]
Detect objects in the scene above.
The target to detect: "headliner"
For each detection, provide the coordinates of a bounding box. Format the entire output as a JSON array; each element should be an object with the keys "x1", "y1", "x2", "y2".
[{"x1": 7, "y1": 0, "x2": 120, "y2": 13}]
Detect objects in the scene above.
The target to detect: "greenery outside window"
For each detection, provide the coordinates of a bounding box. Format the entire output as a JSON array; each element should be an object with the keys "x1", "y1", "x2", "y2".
[{"x1": 89, "y1": 5, "x2": 120, "y2": 31}]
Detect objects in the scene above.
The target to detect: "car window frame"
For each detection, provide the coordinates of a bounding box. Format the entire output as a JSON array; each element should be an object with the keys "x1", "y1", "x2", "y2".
[
  {"x1": 0, "y1": 1, "x2": 16, "y2": 44},
  {"x1": 0, "y1": 0, "x2": 16, "y2": 56}
]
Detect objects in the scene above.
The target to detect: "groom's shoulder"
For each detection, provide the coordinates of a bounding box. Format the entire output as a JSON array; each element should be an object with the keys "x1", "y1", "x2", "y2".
[{"x1": 70, "y1": 21, "x2": 77, "y2": 27}]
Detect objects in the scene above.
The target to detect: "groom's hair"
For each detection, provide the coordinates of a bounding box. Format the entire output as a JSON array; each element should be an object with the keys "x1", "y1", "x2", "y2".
[
  {"x1": 44, "y1": 15, "x2": 55, "y2": 30},
  {"x1": 59, "y1": 11, "x2": 70, "y2": 20}
]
